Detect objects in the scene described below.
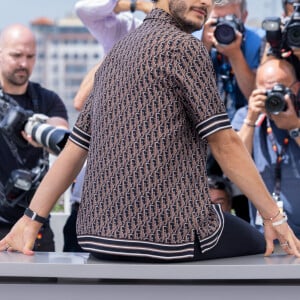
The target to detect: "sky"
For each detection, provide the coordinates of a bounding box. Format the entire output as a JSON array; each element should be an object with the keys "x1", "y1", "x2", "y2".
[
  {"x1": 0, "y1": 0, "x2": 283, "y2": 31},
  {"x1": 0, "y1": 0, "x2": 78, "y2": 30}
]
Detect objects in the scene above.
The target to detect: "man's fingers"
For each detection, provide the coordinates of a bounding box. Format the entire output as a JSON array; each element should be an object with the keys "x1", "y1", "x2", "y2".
[{"x1": 264, "y1": 239, "x2": 274, "y2": 257}]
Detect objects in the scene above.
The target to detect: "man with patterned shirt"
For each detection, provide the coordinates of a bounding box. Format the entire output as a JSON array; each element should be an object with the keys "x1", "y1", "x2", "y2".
[{"x1": 1, "y1": 0, "x2": 300, "y2": 261}]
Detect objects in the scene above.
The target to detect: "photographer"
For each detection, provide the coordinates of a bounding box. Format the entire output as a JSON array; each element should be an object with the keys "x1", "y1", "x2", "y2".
[
  {"x1": 232, "y1": 57, "x2": 300, "y2": 238},
  {"x1": 262, "y1": 1, "x2": 300, "y2": 75},
  {"x1": 0, "y1": 24, "x2": 69, "y2": 251},
  {"x1": 200, "y1": 0, "x2": 263, "y2": 222},
  {"x1": 201, "y1": 0, "x2": 263, "y2": 120}
]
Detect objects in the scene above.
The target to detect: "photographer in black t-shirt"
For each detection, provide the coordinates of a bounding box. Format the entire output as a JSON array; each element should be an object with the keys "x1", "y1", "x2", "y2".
[{"x1": 0, "y1": 24, "x2": 69, "y2": 251}]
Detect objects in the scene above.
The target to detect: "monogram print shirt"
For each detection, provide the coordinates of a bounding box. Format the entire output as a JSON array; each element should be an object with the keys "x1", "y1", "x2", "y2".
[{"x1": 70, "y1": 8, "x2": 231, "y2": 260}]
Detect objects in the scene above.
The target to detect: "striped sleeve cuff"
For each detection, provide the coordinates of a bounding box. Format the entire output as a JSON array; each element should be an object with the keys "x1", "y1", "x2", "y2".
[
  {"x1": 69, "y1": 125, "x2": 91, "y2": 150},
  {"x1": 196, "y1": 113, "x2": 231, "y2": 139}
]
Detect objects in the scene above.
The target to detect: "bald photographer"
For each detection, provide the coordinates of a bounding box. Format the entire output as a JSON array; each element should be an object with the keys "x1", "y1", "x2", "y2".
[{"x1": 0, "y1": 24, "x2": 69, "y2": 251}]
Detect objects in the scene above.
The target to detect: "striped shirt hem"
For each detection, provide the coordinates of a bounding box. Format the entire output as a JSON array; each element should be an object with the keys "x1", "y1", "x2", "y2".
[
  {"x1": 196, "y1": 113, "x2": 231, "y2": 138},
  {"x1": 198, "y1": 204, "x2": 224, "y2": 253},
  {"x1": 77, "y1": 235, "x2": 194, "y2": 261},
  {"x1": 77, "y1": 205, "x2": 224, "y2": 260}
]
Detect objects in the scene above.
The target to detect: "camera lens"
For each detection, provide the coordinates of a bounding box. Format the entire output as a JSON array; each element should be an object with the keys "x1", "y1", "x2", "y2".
[
  {"x1": 286, "y1": 24, "x2": 300, "y2": 48},
  {"x1": 265, "y1": 92, "x2": 287, "y2": 114},
  {"x1": 214, "y1": 22, "x2": 236, "y2": 45},
  {"x1": 24, "y1": 121, "x2": 70, "y2": 155}
]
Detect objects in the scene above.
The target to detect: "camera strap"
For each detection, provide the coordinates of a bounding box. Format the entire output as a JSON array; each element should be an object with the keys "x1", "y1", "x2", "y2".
[
  {"x1": 1, "y1": 133, "x2": 24, "y2": 165},
  {"x1": 266, "y1": 118, "x2": 290, "y2": 201},
  {"x1": 0, "y1": 82, "x2": 40, "y2": 165}
]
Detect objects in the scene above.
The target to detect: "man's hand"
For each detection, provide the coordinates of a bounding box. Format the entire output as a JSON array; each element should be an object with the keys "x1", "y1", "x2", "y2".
[
  {"x1": 0, "y1": 216, "x2": 42, "y2": 255},
  {"x1": 263, "y1": 215, "x2": 300, "y2": 257},
  {"x1": 271, "y1": 94, "x2": 300, "y2": 130},
  {"x1": 246, "y1": 88, "x2": 267, "y2": 122}
]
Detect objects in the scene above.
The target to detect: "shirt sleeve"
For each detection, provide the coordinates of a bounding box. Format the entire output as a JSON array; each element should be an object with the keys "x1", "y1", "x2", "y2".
[
  {"x1": 75, "y1": 0, "x2": 143, "y2": 53},
  {"x1": 174, "y1": 37, "x2": 231, "y2": 139}
]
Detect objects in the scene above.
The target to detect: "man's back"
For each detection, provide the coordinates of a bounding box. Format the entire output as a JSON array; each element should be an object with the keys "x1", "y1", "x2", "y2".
[{"x1": 73, "y1": 8, "x2": 231, "y2": 259}]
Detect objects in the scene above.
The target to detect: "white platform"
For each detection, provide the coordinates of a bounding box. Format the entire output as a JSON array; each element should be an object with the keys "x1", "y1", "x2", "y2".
[{"x1": 1, "y1": 251, "x2": 300, "y2": 300}]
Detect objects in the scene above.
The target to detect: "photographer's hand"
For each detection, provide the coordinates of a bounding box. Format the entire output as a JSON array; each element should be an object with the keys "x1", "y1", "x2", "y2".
[
  {"x1": 201, "y1": 17, "x2": 217, "y2": 51},
  {"x1": 21, "y1": 131, "x2": 43, "y2": 148},
  {"x1": 247, "y1": 88, "x2": 267, "y2": 119},
  {"x1": 236, "y1": 89, "x2": 266, "y2": 154},
  {"x1": 213, "y1": 30, "x2": 243, "y2": 57},
  {"x1": 271, "y1": 94, "x2": 300, "y2": 131}
]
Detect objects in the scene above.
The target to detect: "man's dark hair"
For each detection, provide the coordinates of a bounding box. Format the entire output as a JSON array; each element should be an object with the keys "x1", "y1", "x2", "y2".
[{"x1": 208, "y1": 175, "x2": 233, "y2": 199}]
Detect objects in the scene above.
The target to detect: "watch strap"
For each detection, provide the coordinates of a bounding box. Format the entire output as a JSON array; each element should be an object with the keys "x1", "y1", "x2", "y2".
[
  {"x1": 24, "y1": 208, "x2": 48, "y2": 224},
  {"x1": 130, "y1": 0, "x2": 136, "y2": 13}
]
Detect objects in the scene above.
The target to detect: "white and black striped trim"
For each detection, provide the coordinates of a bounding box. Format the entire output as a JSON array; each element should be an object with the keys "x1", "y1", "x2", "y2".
[
  {"x1": 196, "y1": 113, "x2": 231, "y2": 139},
  {"x1": 69, "y1": 126, "x2": 91, "y2": 150},
  {"x1": 198, "y1": 204, "x2": 224, "y2": 253},
  {"x1": 77, "y1": 236, "x2": 195, "y2": 261}
]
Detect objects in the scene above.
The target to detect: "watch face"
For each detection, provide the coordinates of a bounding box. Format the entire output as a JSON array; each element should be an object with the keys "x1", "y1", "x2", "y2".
[{"x1": 290, "y1": 128, "x2": 300, "y2": 138}]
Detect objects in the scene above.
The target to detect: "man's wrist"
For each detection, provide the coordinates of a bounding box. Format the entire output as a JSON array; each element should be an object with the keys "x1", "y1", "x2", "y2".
[
  {"x1": 130, "y1": 0, "x2": 136, "y2": 13},
  {"x1": 24, "y1": 208, "x2": 48, "y2": 224}
]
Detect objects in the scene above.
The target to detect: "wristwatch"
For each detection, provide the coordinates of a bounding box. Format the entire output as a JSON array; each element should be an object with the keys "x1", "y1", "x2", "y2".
[
  {"x1": 24, "y1": 208, "x2": 48, "y2": 224},
  {"x1": 289, "y1": 128, "x2": 300, "y2": 139}
]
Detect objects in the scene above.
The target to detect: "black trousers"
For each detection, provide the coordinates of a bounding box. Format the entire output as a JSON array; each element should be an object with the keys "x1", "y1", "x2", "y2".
[
  {"x1": 91, "y1": 213, "x2": 266, "y2": 263},
  {"x1": 63, "y1": 203, "x2": 85, "y2": 252},
  {"x1": 0, "y1": 220, "x2": 55, "y2": 251}
]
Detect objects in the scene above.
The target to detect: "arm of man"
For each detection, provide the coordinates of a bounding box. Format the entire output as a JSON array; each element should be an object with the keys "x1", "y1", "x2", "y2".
[
  {"x1": 217, "y1": 32, "x2": 256, "y2": 99},
  {"x1": 234, "y1": 88, "x2": 267, "y2": 153},
  {"x1": 74, "y1": 60, "x2": 103, "y2": 111},
  {"x1": 0, "y1": 140, "x2": 87, "y2": 254},
  {"x1": 207, "y1": 128, "x2": 300, "y2": 256},
  {"x1": 113, "y1": 0, "x2": 153, "y2": 14},
  {"x1": 75, "y1": 0, "x2": 143, "y2": 53},
  {"x1": 272, "y1": 94, "x2": 300, "y2": 147}
]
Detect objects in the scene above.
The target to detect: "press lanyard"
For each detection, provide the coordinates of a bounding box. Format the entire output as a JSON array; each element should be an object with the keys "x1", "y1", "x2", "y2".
[{"x1": 266, "y1": 118, "x2": 289, "y2": 201}]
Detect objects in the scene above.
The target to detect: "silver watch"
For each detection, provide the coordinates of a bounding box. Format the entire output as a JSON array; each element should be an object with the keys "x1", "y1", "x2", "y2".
[{"x1": 289, "y1": 128, "x2": 300, "y2": 139}]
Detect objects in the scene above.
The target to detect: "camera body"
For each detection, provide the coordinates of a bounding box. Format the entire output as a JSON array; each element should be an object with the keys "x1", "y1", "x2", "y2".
[
  {"x1": 285, "y1": 3, "x2": 300, "y2": 48},
  {"x1": 265, "y1": 83, "x2": 293, "y2": 114},
  {"x1": 262, "y1": 3, "x2": 300, "y2": 56},
  {"x1": 4, "y1": 159, "x2": 49, "y2": 207},
  {"x1": 0, "y1": 92, "x2": 33, "y2": 147},
  {"x1": 0, "y1": 90, "x2": 70, "y2": 155},
  {"x1": 214, "y1": 14, "x2": 245, "y2": 45}
]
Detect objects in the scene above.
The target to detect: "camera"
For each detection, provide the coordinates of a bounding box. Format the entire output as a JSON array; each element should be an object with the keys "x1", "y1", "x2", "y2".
[
  {"x1": 262, "y1": 3, "x2": 300, "y2": 56},
  {"x1": 24, "y1": 114, "x2": 70, "y2": 155},
  {"x1": 3, "y1": 158, "x2": 49, "y2": 207},
  {"x1": 0, "y1": 89, "x2": 70, "y2": 155},
  {"x1": 265, "y1": 83, "x2": 293, "y2": 114},
  {"x1": 214, "y1": 14, "x2": 245, "y2": 45}
]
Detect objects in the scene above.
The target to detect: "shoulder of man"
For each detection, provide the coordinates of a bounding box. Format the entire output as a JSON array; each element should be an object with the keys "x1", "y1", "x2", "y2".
[
  {"x1": 27, "y1": 81, "x2": 68, "y2": 119},
  {"x1": 244, "y1": 26, "x2": 264, "y2": 43},
  {"x1": 28, "y1": 81, "x2": 61, "y2": 101}
]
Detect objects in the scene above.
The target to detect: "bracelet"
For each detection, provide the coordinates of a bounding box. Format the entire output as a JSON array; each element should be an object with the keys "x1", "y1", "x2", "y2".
[
  {"x1": 272, "y1": 213, "x2": 288, "y2": 227},
  {"x1": 261, "y1": 210, "x2": 280, "y2": 222},
  {"x1": 243, "y1": 119, "x2": 256, "y2": 127},
  {"x1": 24, "y1": 208, "x2": 48, "y2": 224},
  {"x1": 130, "y1": 0, "x2": 136, "y2": 13}
]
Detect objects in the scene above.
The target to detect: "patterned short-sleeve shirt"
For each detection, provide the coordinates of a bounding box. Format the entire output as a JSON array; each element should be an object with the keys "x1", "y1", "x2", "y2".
[{"x1": 70, "y1": 8, "x2": 231, "y2": 260}]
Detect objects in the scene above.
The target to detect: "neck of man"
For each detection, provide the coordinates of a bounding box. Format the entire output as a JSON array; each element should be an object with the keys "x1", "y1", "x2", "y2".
[{"x1": 0, "y1": 79, "x2": 28, "y2": 95}]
